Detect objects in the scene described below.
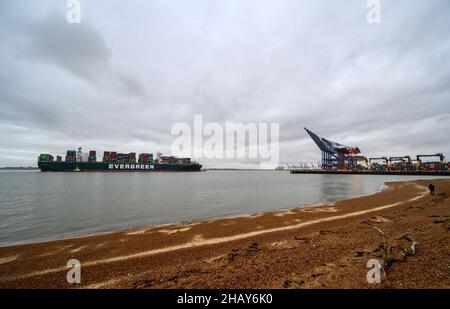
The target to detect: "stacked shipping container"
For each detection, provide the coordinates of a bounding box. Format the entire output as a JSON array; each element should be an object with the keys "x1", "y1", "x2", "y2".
[
  {"x1": 103, "y1": 152, "x2": 142, "y2": 163},
  {"x1": 66, "y1": 150, "x2": 76, "y2": 162},
  {"x1": 40, "y1": 149, "x2": 197, "y2": 166},
  {"x1": 138, "y1": 153, "x2": 153, "y2": 163},
  {"x1": 39, "y1": 154, "x2": 54, "y2": 162},
  {"x1": 89, "y1": 150, "x2": 96, "y2": 163},
  {"x1": 159, "y1": 156, "x2": 190, "y2": 164}
]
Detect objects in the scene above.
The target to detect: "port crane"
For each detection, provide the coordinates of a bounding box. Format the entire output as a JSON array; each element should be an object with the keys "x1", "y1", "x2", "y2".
[
  {"x1": 416, "y1": 153, "x2": 446, "y2": 171},
  {"x1": 304, "y1": 128, "x2": 361, "y2": 170},
  {"x1": 416, "y1": 153, "x2": 445, "y2": 164},
  {"x1": 304, "y1": 128, "x2": 448, "y2": 173},
  {"x1": 388, "y1": 156, "x2": 412, "y2": 171}
]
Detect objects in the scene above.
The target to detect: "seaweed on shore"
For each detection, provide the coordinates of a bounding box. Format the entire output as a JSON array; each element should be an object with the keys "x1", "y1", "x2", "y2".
[{"x1": 372, "y1": 227, "x2": 417, "y2": 270}]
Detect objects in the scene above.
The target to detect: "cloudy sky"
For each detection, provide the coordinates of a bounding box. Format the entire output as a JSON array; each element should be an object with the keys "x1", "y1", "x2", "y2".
[{"x1": 1, "y1": 0, "x2": 449, "y2": 168}]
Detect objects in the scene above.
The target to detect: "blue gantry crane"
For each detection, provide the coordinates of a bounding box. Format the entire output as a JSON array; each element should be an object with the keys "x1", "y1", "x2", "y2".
[{"x1": 304, "y1": 128, "x2": 362, "y2": 170}]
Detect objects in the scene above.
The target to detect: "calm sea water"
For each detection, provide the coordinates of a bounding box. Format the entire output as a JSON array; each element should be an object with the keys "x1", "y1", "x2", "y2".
[{"x1": 0, "y1": 170, "x2": 444, "y2": 246}]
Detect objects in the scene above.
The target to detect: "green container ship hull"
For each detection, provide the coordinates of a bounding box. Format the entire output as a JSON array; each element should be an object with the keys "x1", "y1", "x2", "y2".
[{"x1": 38, "y1": 161, "x2": 202, "y2": 172}]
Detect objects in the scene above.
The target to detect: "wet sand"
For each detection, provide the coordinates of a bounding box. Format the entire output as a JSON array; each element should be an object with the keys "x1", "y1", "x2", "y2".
[{"x1": 0, "y1": 179, "x2": 449, "y2": 288}]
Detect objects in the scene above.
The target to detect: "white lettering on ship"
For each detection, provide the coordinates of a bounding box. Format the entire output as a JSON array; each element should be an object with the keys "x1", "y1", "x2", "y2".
[{"x1": 108, "y1": 164, "x2": 154, "y2": 170}]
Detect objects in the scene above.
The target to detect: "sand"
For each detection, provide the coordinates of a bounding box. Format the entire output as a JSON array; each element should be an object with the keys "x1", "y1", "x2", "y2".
[{"x1": 0, "y1": 179, "x2": 449, "y2": 289}]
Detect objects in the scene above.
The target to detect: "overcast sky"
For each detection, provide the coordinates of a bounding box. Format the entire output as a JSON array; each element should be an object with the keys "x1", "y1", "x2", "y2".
[{"x1": 1, "y1": 0, "x2": 449, "y2": 167}]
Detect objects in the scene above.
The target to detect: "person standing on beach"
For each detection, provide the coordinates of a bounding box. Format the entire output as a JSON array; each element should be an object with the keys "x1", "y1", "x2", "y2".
[{"x1": 428, "y1": 184, "x2": 435, "y2": 196}]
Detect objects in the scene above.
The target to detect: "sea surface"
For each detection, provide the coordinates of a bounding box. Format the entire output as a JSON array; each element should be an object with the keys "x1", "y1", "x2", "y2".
[{"x1": 0, "y1": 170, "x2": 445, "y2": 246}]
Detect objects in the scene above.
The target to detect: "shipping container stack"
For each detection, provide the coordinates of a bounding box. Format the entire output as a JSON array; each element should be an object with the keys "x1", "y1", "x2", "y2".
[
  {"x1": 117, "y1": 153, "x2": 124, "y2": 163},
  {"x1": 103, "y1": 151, "x2": 111, "y2": 163},
  {"x1": 39, "y1": 149, "x2": 195, "y2": 166},
  {"x1": 178, "y1": 158, "x2": 191, "y2": 164},
  {"x1": 110, "y1": 152, "x2": 117, "y2": 162},
  {"x1": 39, "y1": 154, "x2": 47, "y2": 162},
  {"x1": 66, "y1": 150, "x2": 76, "y2": 162},
  {"x1": 138, "y1": 153, "x2": 153, "y2": 163},
  {"x1": 162, "y1": 156, "x2": 190, "y2": 164},
  {"x1": 88, "y1": 150, "x2": 97, "y2": 163},
  {"x1": 130, "y1": 153, "x2": 136, "y2": 163},
  {"x1": 161, "y1": 156, "x2": 178, "y2": 164},
  {"x1": 39, "y1": 153, "x2": 54, "y2": 162},
  {"x1": 423, "y1": 162, "x2": 445, "y2": 172},
  {"x1": 138, "y1": 153, "x2": 146, "y2": 163}
]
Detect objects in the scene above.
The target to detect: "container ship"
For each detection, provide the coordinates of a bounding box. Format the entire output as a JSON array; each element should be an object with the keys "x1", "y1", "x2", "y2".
[{"x1": 38, "y1": 148, "x2": 202, "y2": 172}]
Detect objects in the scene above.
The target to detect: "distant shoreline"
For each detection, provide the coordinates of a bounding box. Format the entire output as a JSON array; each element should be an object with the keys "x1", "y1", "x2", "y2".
[{"x1": 0, "y1": 167, "x2": 39, "y2": 170}]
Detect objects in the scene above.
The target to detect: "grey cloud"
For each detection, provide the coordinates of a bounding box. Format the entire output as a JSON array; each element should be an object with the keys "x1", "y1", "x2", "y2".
[
  {"x1": 18, "y1": 11, "x2": 111, "y2": 82},
  {"x1": 119, "y1": 74, "x2": 144, "y2": 96},
  {"x1": 12, "y1": 10, "x2": 148, "y2": 99}
]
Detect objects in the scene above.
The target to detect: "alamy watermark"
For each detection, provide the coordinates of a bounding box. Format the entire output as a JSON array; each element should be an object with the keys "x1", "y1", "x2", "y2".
[
  {"x1": 366, "y1": 258, "x2": 385, "y2": 284},
  {"x1": 366, "y1": 0, "x2": 381, "y2": 24},
  {"x1": 66, "y1": 0, "x2": 81, "y2": 24},
  {"x1": 171, "y1": 115, "x2": 279, "y2": 168},
  {"x1": 66, "y1": 259, "x2": 81, "y2": 284}
]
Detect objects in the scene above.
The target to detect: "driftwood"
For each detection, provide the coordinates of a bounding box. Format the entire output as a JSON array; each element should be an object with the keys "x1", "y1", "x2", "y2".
[
  {"x1": 398, "y1": 233, "x2": 417, "y2": 255},
  {"x1": 373, "y1": 227, "x2": 417, "y2": 268}
]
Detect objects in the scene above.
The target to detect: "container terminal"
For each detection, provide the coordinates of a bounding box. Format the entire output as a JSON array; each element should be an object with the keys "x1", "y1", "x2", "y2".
[
  {"x1": 290, "y1": 128, "x2": 450, "y2": 176},
  {"x1": 38, "y1": 148, "x2": 202, "y2": 172}
]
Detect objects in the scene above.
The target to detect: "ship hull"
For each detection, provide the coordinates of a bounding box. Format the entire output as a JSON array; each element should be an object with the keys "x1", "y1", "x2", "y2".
[{"x1": 38, "y1": 161, "x2": 202, "y2": 172}]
